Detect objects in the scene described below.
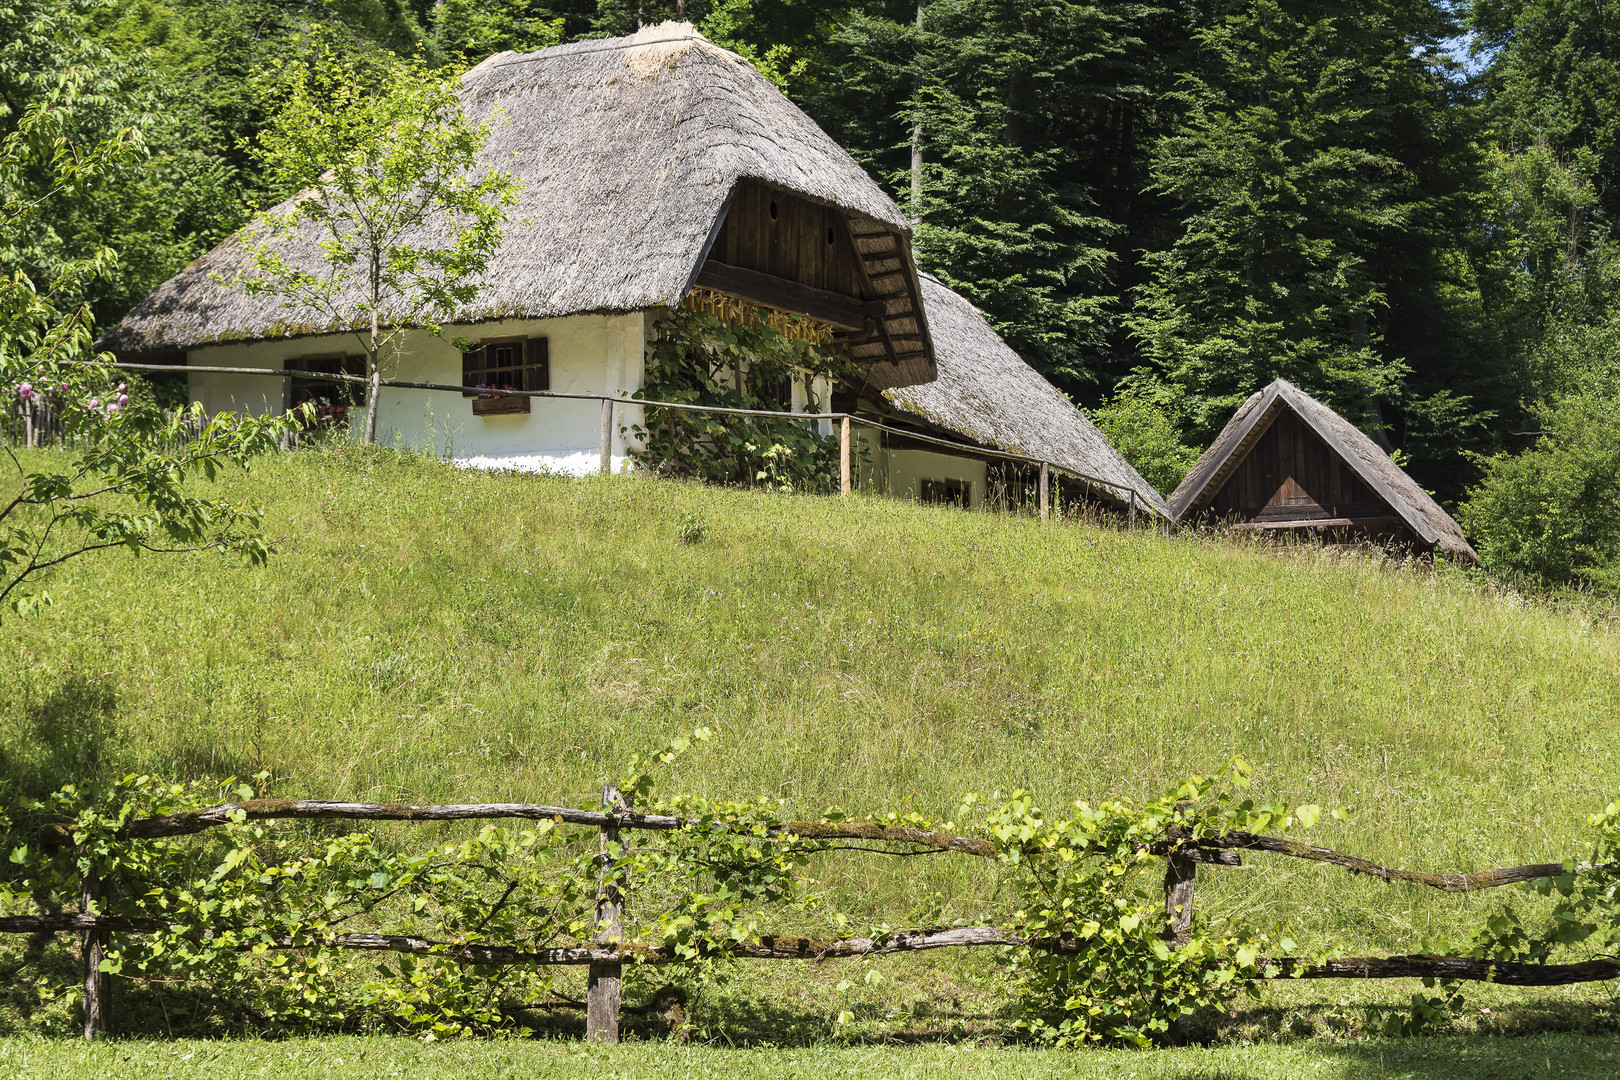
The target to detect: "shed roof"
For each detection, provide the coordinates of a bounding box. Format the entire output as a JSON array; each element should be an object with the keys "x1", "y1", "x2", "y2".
[
  {"x1": 884, "y1": 275, "x2": 1169, "y2": 517},
  {"x1": 1168, "y1": 378, "x2": 1477, "y2": 560},
  {"x1": 101, "y1": 23, "x2": 934, "y2": 388}
]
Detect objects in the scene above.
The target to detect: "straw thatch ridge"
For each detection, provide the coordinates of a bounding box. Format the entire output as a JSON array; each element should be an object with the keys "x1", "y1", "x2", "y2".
[
  {"x1": 100, "y1": 23, "x2": 935, "y2": 389},
  {"x1": 885, "y1": 274, "x2": 1169, "y2": 517},
  {"x1": 1169, "y1": 378, "x2": 1477, "y2": 560}
]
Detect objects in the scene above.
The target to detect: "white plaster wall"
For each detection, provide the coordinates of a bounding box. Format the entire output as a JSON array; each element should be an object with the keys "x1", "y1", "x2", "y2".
[
  {"x1": 854, "y1": 437, "x2": 988, "y2": 509},
  {"x1": 186, "y1": 312, "x2": 648, "y2": 475}
]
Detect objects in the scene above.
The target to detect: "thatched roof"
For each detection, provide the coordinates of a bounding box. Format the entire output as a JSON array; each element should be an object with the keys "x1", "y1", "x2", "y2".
[
  {"x1": 883, "y1": 275, "x2": 1169, "y2": 517},
  {"x1": 1169, "y1": 378, "x2": 1477, "y2": 560},
  {"x1": 101, "y1": 23, "x2": 935, "y2": 388}
]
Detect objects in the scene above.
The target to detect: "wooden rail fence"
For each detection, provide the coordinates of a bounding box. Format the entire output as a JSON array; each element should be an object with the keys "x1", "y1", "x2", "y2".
[{"x1": 6, "y1": 792, "x2": 1604, "y2": 1041}]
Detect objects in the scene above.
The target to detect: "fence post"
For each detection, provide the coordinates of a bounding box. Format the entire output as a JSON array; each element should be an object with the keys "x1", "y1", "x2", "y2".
[
  {"x1": 586, "y1": 783, "x2": 626, "y2": 1043},
  {"x1": 1163, "y1": 800, "x2": 1195, "y2": 949},
  {"x1": 839, "y1": 417, "x2": 851, "y2": 496},
  {"x1": 80, "y1": 868, "x2": 107, "y2": 1039},
  {"x1": 599, "y1": 398, "x2": 614, "y2": 476},
  {"x1": 1039, "y1": 462, "x2": 1049, "y2": 522}
]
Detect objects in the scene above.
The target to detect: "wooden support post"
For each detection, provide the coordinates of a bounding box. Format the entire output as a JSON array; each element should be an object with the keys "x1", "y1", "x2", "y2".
[
  {"x1": 599, "y1": 398, "x2": 614, "y2": 476},
  {"x1": 586, "y1": 783, "x2": 626, "y2": 1043},
  {"x1": 80, "y1": 871, "x2": 106, "y2": 1039},
  {"x1": 1039, "y1": 462, "x2": 1049, "y2": 522},
  {"x1": 1129, "y1": 489, "x2": 1137, "y2": 529},
  {"x1": 1163, "y1": 799, "x2": 1196, "y2": 949},
  {"x1": 1163, "y1": 853, "x2": 1196, "y2": 948},
  {"x1": 839, "y1": 417, "x2": 851, "y2": 496}
]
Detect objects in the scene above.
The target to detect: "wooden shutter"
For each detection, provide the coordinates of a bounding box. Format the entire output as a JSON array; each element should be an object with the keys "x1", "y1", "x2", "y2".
[
  {"x1": 526, "y1": 337, "x2": 549, "y2": 392},
  {"x1": 461, "y1": 343, "x2": 484, "y2": 397}
]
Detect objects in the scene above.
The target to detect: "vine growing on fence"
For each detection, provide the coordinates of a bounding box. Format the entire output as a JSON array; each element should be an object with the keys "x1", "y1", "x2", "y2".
[
  {"x1": 985, "y1": 759, "x2": 1321, "y2": 1045},
  {"x1": 5, "y1": 734, "x2": 1620, "y2": 1044}
]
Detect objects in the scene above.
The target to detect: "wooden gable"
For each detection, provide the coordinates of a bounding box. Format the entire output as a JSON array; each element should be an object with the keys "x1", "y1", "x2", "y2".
[
  {"x1": 1201, "y1": 407, "x2": 1426, "y2": 547},
  {"x1": 707, "y1": 179, "x2": 865, "y2": 296},
  {"x1": 690, "y1": 179, "x2": 934, "y2": 386}
]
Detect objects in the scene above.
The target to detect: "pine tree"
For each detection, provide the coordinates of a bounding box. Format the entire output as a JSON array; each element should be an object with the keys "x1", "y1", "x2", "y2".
[
  {"x1": 1127, "y1": 1, "x2": 1480, "y2": 456},
  {"x1": 808, "y1": 1, "x2": 1182, "y2": 393}
]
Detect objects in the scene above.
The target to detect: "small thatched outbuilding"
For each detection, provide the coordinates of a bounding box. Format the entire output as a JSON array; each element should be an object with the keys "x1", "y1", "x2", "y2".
[
  {"x1": 845, "y1": 274, "x2": 1168, "y2": 517},
  {"x1": 102, "y1": 23, "x2": 935, "y2": 473},
  {"x1": 1168, "y1": 378, "x2": 1477, "y2": 560}
]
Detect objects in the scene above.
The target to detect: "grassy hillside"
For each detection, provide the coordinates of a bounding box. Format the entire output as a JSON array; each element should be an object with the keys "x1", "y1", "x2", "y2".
[{"x1": 3, "y1": 442, "x2": 1619, "y2": 1038}]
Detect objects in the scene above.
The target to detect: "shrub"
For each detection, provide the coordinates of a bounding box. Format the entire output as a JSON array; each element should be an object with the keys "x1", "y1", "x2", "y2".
[
  {"x1": 1460, "y1": 394, "x2": 1620, "y2": 590},
  {"x1": 1088, "y1": 394, "x2": 1200, "y2": 495}
]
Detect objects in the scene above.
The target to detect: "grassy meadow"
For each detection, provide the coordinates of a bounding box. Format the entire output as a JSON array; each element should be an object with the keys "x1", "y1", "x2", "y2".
[
  {"x1": 0, "y1": 1033, "x2": 1615, "y2": 1079},
  {"x1": 3, "y1": 442, "x2": 1620, "y2": 1044}
]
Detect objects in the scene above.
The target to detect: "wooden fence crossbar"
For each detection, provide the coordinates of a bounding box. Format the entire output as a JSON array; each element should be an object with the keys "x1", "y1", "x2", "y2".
[
  {"x1": 4, "y1": 915, "x2": 1614, "y2": 990},
  {"x1": 38, "y1": 798, "x2": 1567, "y2": 893}
]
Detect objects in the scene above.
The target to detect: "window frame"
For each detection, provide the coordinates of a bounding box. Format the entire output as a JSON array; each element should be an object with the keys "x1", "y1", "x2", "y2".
[{"x1": 463, "y1": 336, "x2": 549, "y2": 416}]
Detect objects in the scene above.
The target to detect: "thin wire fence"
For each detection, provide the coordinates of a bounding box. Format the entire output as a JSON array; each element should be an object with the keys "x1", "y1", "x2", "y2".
[
  {"x1": 81, "y1": 361, "x2": 1157, "y2": 523},
  {"x1": 5, "y1": 361, "x2": 1157, "y2": 529}
]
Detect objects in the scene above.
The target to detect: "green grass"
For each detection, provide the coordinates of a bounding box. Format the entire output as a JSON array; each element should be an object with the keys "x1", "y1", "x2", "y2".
[
  {"x1": 4, "y1": 442, "x2": 1620, "y2": 1040},
  {"x1": 0, "y1": 1034, "x2": 1617, "y2": 1079}
]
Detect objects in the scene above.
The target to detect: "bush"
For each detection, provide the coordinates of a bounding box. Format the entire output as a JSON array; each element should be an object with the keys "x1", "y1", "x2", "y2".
[
  {"x1": 1088, "y1": 394, "x2": 1200, "y2": 496},
  {"x1": 1460, "y1": 394, "x2": 1620, "y2": 591}
]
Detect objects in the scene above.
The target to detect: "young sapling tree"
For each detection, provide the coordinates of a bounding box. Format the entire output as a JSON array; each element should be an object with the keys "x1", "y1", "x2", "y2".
[
  {"x1": 0, "y1": 61, "x2": 306, "y2": 618},
  {"x1": 234, "y1": 49, "x2": 519, "y2": 443}
]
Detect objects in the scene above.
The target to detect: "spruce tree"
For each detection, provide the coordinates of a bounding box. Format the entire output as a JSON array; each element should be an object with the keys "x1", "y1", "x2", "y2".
[{"x1": 1127, "y1": 0, "x2": 1479, "y2": 457}]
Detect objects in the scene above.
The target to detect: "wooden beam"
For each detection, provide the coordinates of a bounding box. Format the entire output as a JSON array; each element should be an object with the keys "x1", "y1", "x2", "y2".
[
  {"x1": 695, "y1": 261, "x2": 885, "y2": 332},
  {"x1": 840, "y1": 417, "x2": 852, "y2": 496}
]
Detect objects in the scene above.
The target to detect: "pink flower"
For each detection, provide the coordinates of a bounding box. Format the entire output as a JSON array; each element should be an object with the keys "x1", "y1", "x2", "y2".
[
  {"x1": 117, "y1": 394, "x2": 128, "y2": 407},
  {"x1": 117, "y1": 383, "x2": 126, "y2": 393},
  {"x1": 89, "y1": 398, "x2": 99, "y2": 408},
  {"x1": 17, "y1": 383, "x2": 33, "y2": 401}
]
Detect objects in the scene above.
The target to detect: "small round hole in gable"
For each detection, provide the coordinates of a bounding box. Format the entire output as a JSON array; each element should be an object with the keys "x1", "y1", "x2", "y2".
[{"x1": 769, "y1": 200, "x2": 779, "y2": 220}]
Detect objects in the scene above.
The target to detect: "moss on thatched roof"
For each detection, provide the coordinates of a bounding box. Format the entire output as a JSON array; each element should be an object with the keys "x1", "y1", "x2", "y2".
[
  {"x1": 884, "y1": 275, "x2": 1169, "y2": 517},
  {"x1": 101, "y1": 23, "x2": 933, "y2": 388}
]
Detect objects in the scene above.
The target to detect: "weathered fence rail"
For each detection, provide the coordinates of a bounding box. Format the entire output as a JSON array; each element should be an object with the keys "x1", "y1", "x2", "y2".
[{"x1": 8, "y1": 792, "x2": 1604, "y2": 1042}]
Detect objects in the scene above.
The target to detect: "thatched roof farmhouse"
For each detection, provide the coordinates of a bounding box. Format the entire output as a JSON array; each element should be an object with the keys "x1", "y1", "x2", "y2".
[
  {"x1": 106, "y1": 22, "x2": 933, "y2": 389},
  {"x1": 1169, "y1": 378, "x2": 1477, "y2": 560},
  {"x1": 103, "y1": 22, "x2": 1158, "y2": 516}
]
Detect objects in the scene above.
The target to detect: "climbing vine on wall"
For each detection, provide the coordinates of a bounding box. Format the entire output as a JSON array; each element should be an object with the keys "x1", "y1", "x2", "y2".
[{"x1": 629, "y1": 296, "x2": 858, "y2": 491}]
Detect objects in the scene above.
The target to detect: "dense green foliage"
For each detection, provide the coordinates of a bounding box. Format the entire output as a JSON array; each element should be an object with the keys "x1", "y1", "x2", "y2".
[
  {"x1": 1087, "y1": 393, "x2": 1198, "y2": 495},
  {"x1": 1460, "y1": 395, "x2": 1620, "y2": 590},
  {"x1": 631, "y1": 307, "x2": 849, "y2": 490},
  {"x1": 0, "y1": 33, "x2": 306, "y2": 618}
]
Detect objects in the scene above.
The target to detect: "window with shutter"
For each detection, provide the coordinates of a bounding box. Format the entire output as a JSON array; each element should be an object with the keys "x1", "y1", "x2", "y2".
[
  {"x1": 289, "y1": 354, "x2": 365, "y2": 429},
  {"x1": 464, "y1": 336, "x2": 548, "y2": 416}
]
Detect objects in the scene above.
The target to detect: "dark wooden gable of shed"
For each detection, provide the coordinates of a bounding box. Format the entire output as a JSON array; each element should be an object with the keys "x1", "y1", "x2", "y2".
[
  {"x1": 1208, "y1": 409, "x2": 1402, "y2": 529},
  {"x1": 691, "y1": 178, "x2": 933, "y2": 386}
]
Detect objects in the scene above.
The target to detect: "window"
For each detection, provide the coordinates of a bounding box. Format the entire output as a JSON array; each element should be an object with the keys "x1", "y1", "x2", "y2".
[
  {"x1": 463, "y1": 337, "x2": 548, "y2": 416},
  {"x1": 751, "y1": 368, "x2": 793, "y2": 411},
  {"x1": 289, "y1": 354, "x2": 364, "y2": 427},
  {"x1": 920, "y1": 478, "x2": 971, "y2": 508}
]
